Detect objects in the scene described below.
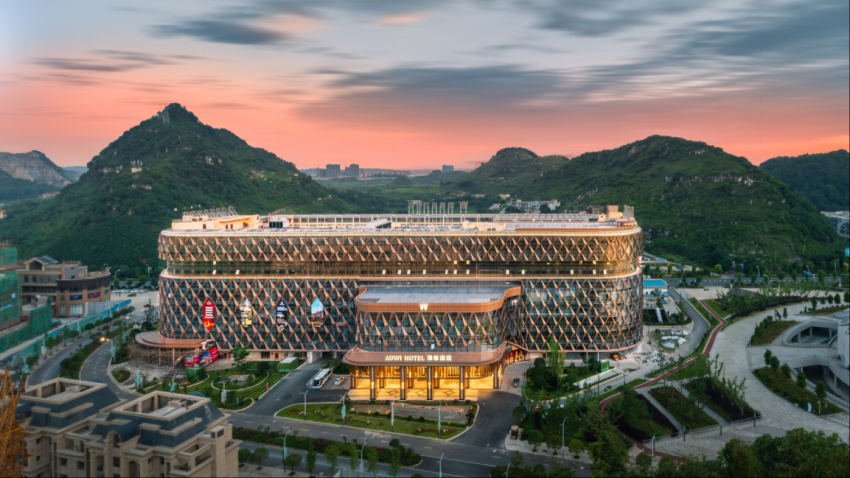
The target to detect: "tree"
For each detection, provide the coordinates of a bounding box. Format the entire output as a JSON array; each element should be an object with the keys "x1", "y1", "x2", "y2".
[
  {"x1": 251, "y1": 447, "x2": 268, "y2": 468},
  {"x1": 366, "y1": 446, "x2": 379, "y2": 477},
  {"x1": 720, "y1": 438, "x2": 761, "y2": 477},
  {"x1": 389, "y1": 438, "x2": 401, "y2": 449},
  {"x1": 780, "y1": 363, "x2": 792, "y2": 379},
  {"x1": 714, "y1": 264, "x2": 723, "y2": 275},
  {"x1": 810, "y1": 296, "x2": 818, "y2": 310},
  {"x1": 347, "y1": 443, "x2": 357, "y2": 470},
  {"x1": 547, "y1": 337, "x2": 564, "y2": 388},
  {"x1": 306, "y1": 443, "x2": 317, "y2": 477},
  {"x1": 635, "y1": 452, "x2": 652, "y2": 472},
  {"x1": 815, "y1": 381, "x2": 827, "y2": 401},
  {"x1": 238, "y1": 448, "x2": 251, "y2": 466},
  {"x1": 770, "y1": 356, "x2": 780, "y2": 371},
  {"x1": 324, "y1": 444, "x2": 341, "y2": 476},
  {"x1": 528, "y1": 429, "x2": 544, "y2": 452},
  {"x1": 231, "y1": 345, "x2": 250, "y2": 369},
  {"x1": 783, "y1": 308, "x2": 788, "y2": 319},
  {"x1": 796, "y1": 371, "x2": 807, "y2": 389},
  {"x1": 545, "y1": 433, "x2": 560, "y2": 455},
  {"x1": 643, "y1": 264, "x2": 651, "y2": 277},
  {"x1": 567, "y1": 439, "x2": 584, "y2": 460},
  {"x1": 817, "y1": 269, "x2": 826, "y2": 284},
  {"x1": 763, "y1": 350, "x2": 772, "y2": 367},
  {"x1": 284, "y1": 453, "x2": 302, "y2": 473},
  {"x1": 388, "y1": 447, "x2": 401, "y2": 477},
  {"x1": 256, "y1": 361, "x2": 271, "y2": 374}
]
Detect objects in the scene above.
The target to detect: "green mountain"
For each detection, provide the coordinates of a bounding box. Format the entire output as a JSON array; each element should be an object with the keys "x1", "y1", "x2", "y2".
[
  {"x1": 429, "y1": 136, "x2": 842, "y2": 270},
  {"x1": 446, "y1": 147, "x2": 569, "y2": 195},
  {"x1": 0, "y1": 169, "x2": 60, "y2": 201},
  {"x1": 63, "y1": 166, "x2": 89, "y2": 182},
  {"x1": 759, "y1": 150, "x2": 849, "y2": 212},
  {"x1": 531, "y1": 136, "x2": 843, "y2": 269},
  {"x1": 0, "y1": 103, "x2": 367, "y2": 275}
]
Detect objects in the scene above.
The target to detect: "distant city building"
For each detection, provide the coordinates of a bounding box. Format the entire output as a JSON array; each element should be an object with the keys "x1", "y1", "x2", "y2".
[
  {"x1": 823, "y1": 211, "x2": 849, "y2": 237},
  {"x1": 19, "y1": 378, "x2": 240, "y2": 477},
  {"x1": 0, "y1": 243, "x2": 52, "y2": 353},
  {"x1": 471, "y1": 194, "x2": 486, "y2": 198},
  {"x1": 0, "y1": 209, "x2": 6, "y2": 219},
  {"x1": 326, "y1": 164, "x2": 341, "y2": 177},
  {"x1": 442, "y1": 165, "x2": 454, "y2": 172},
  {"x1": 18, "y1": 256, "x2": 111, "y2": 317},
  {"x1": 345, "y1": 164, "x2": 361, "y2": 178},
  {"x1": 499, "y1": 194, "x2": 511, "y2": 200}
]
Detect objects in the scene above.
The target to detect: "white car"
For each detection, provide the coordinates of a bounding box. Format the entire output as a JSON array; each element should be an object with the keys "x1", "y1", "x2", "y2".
[{"x1": 334, "y1": 377, "x2": 345, "y2": 386}]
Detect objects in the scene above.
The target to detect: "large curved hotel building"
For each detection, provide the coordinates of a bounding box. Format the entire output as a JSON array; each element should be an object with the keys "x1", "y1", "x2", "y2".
[{"x1": 141, "y1": 207, "x2": 643, "y2": 399}]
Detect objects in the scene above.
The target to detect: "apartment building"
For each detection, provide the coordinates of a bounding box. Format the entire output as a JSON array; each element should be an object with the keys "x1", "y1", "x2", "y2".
[{"x1": 19, "y1": 378, "x2": 240, "y2": 478}]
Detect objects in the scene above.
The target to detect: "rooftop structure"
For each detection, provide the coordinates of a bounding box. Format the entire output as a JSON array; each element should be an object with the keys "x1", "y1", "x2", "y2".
[{"x1": 19, "y1": 378, "x2": 239, "y2": 477}]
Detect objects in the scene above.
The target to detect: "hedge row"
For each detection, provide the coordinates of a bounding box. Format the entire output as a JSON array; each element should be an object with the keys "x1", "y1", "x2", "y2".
[{"x1": 232, "y1": 426, "x2": 421, "y2": 466}]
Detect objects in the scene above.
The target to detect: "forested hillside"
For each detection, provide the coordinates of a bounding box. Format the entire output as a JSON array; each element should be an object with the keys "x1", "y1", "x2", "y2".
[
  {"x1": 0, "y1": 169, "x2": 59, "y2": 201},
  {"x1": 533, "y1": 136, "x2": 843, "y2": 270},
  {"x1": 759, "y1": 150, "x2": 849, "y2": 211},
  {"x1": 0, "y1": 104, "x2": 373, "y2": 274}
]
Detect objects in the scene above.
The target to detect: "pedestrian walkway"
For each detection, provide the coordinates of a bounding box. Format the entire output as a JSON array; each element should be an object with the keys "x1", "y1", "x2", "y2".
[
  {"x1": 675, "y1": 382, "x2": 730, "y2": 426},
  {"x1": 706, "y1": 302, "x2": 849, "y2": 441}
]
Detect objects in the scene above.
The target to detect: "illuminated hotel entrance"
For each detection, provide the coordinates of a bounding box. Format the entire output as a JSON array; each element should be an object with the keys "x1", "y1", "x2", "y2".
[
  {"x1": 342, "y1": 284, "x2": 519, "y2": 401},
  {"x1": 348, "y1": 362, "x2": 501, "y2": 401}
]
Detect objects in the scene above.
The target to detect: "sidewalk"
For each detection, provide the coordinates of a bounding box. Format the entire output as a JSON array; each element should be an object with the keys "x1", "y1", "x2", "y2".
[{"x1": 503, "y1": 435, "x2": 593, "y2": 465}]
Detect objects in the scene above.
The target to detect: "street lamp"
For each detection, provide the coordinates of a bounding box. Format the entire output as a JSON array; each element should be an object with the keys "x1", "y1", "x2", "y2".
[
  {"x1": 437, "y1": 401, "x2": 443, "y2": 439},
  {"x1": 503, "y1": 459, "x2": 512, "y2": 477},
  {"x1": 276, "y1": 427, "x2": 294, "y2": 467},
  {"x1": 438, "y1": 450, "x2": 446, "y2": 478},
  {"x1": 302, "y1": 389, "x2": 309, "y2": 420},
  {"x1": 358, "y1": 438, "x2": 369, "y2": 472},
  {"x1": 560, "y1": 417, "x2": 567, "y2": 457},
  {"x1": 146, "y1": 265, "x2": 152, "y2": 284}
]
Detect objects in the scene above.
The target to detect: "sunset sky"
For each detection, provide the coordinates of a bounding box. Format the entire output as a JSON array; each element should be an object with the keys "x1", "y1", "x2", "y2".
[{"x1": 1, "y1": 0, "x2": 847, "y2": 169}]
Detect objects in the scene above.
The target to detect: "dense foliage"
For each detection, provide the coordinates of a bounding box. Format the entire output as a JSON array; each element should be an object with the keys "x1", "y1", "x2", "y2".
[
  {"x1": 759, "y1": 150, "x2": 849, "y2": 211},
  {"x1": 0, "y1": 170, "x2": 59, "y2": 201}
]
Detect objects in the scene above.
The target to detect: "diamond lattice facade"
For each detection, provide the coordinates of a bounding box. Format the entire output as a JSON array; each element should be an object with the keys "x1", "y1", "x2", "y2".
[{"x1": 151, "y1": 210, "x2": 643, "y2": 398}]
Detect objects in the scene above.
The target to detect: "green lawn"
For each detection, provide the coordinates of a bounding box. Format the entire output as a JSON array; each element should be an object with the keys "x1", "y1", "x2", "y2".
[
  {"x1": 753, "y1": 367, "x2": 844, "y2": 415},
  {"x1": 649, "y1": 386, "x2": 718, "y2": 429},
  {"x1": 704, "y1": 300, "x2": 731, "y2": 318},
  {"x1": 751, "y1": 321, "x2": 799, "y2": 346},
  {"x1": 276, "y1": 403, "x2": 468, "y2": 439}
]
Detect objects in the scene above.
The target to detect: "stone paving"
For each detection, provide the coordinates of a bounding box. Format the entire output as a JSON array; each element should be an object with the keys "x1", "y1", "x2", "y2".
[{"x1": 709, "y1": 302, "x2": 849, "y2": 441}]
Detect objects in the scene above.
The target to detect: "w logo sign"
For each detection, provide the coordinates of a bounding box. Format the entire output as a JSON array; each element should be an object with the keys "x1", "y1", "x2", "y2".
[{"x1": 419, "y1": 303, "x2": 428, "y2": 311}]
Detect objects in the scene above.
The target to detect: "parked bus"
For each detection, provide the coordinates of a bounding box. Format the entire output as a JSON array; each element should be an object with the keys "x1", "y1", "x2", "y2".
[{"x1": 310, "y1": 369, "x2": 332, "y2": 389}]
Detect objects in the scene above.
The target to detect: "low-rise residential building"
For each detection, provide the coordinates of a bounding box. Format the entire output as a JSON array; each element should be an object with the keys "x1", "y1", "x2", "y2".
[
  {"x1": 18, "y1": 256, "x2": 111, "y2": 318},
  {"x1": 19, "y1": 378, "x2": 240, "y2": 478}
]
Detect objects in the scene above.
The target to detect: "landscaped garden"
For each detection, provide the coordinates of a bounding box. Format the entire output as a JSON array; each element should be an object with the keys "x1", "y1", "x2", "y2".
[
  {"x1": 753, "y1": 366, "x2": 844, "y2": 415},
  {"x1": 111, "y1": 369, "x2": 131, "y2": 383},
  {"x1": 146, "y1": 360, "x2": 291, "y2": 411},
  {"x1": 276, "y1": 400, "x2": 475, "y2": 439},
  {"x1": 649, "y1": 386, "x2": 717, "y2": 429},
  {"x1": 607, "y1": 389, "x2": 674, "y2": 440},
  {"x1": 751, "y1": 317, "x2": 798, "y2": 346},
  {"x1": 665, "y1": 354, "x2": 757, "y2": 422}
]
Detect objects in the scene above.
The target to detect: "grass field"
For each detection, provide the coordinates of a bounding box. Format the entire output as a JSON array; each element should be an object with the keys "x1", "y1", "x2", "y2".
[
  {"x1": 704, "y1": 300, "x2": 731, "y2": 318},
  {"x1": 751, "y1": 321, "x2": 799, "y2": 346},
  {"x1": 276, "y1": 403, "x2": 468, "y2": 439}
]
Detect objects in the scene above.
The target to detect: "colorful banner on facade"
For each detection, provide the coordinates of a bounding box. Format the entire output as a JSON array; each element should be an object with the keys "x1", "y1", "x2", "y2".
[
  {"x1": 70, "y1": 294, "x2": 83, "y2": 300},
  {"x1": 88, "y1": 291, "x2": 101, "y2": 299},
  {"x1": 208, "y1": 345, "x2": 219, "y2": 362},
  {"x1": 275, "y1": 299, "x2": 289, "y2": 327},
  {"x1": 240, "y1": 299, "x2": 253, "y2": 326},
  {"x1": 202, "y1": 298, "x2": 216, "y2": 331},
  {"x1": 184, "y1": 356, "x2": 199, "y2": 368}
]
